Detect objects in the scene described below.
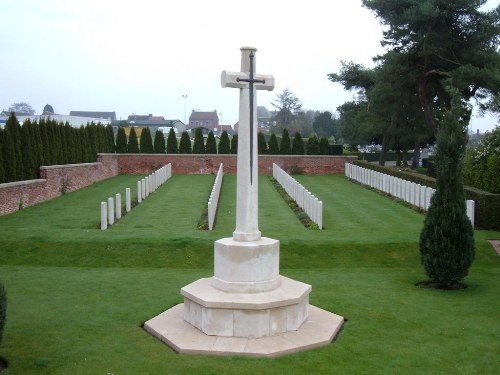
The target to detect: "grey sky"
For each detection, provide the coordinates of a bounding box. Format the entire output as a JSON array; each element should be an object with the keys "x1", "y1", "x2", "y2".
[{"x1": 1, "y1": 0, "x2": 498, "y2": 132}]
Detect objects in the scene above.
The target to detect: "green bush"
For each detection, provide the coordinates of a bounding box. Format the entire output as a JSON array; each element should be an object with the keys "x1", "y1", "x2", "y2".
[
  {"x1": 192, "y1": 128, "x2": 205, "y2": 154},
  {"x1": 166, "y1": 128, "x2": 178, "y2": 154},
  {"x1": 218, "y1": 131, "x2": 230, "y2": 154},
  {"x1": 0, "y1": 282, "x2": 6, "y2": 346},
  {"x1": 178, "y1": 131, "x2": 192, "y2": 154}
]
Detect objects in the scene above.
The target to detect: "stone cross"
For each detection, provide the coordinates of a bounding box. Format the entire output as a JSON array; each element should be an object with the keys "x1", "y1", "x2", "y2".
[{"x1": 221, "y1": 47, "x2": 274, "y2": 242}]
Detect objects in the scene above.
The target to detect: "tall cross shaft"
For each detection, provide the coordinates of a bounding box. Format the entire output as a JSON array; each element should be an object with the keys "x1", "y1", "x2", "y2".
[{"x1": 221, "y1": 47, "x2": 274, "y2": 242}]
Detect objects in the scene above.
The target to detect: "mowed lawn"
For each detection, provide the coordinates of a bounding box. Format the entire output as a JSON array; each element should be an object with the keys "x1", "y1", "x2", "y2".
[{"x1": 0, "y1": 173, "x2": 498, "y2": 374}]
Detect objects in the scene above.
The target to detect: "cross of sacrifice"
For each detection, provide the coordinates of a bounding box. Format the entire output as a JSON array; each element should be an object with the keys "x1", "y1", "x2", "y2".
[{"x1": 221, "y1": 47, "x2": 274, "y2": 242}]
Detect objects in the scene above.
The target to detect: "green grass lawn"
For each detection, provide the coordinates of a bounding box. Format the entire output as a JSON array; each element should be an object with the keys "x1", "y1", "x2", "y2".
[{"x1": 0, "y1": 173, "x2": 498, "y2": 374}]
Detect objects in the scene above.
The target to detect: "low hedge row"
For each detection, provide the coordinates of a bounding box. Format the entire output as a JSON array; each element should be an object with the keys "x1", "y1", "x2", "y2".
[{"x1": 352, "y1": 160, "x2": 500, "y2": 230}]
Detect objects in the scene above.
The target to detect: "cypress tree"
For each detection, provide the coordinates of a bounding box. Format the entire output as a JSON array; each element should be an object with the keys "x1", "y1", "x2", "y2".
[
  {"x1": 292, "y1": 132, "x2": 305, "y2": 155},
  {"x1": 268, "y1": 132, "x2": 279, "y2": 155},
  {"x1": 106, "y1": 124, "x2": 115, "y2": 153},
  {"x1": 38, "y1": 118, "x2": 49, "y2": 166},
  {"x1": 116, "y1": 127, "x2": 127, "y2": 153},
  {"x1": 21, "y1": 119, "x2": 36, "y2": 179},
  {"x1": 140, "y1": 127, "x2": 154, "y2": 153},
  {"x1": 230, "y1": 134, "x2": 238, "y2": 154},
  {"x1": 258, "y1": 131, "x2": 267, "y2": 154},
  {"x1": 0, "y1": 128, "x2": 5, "y2": 183},
  {"x1": 85, "y1": 122, "x2": 98, "y2": 161},
  {"x1": 192, "y1": 128, "x2": 205, "y2": 154},
  {"x1": 153, "y1": 130, "x2": 166, "y2": 153},
  {"x1": 179, "y1": 131, "x2": 192, "y2": 154},
  {"x1": 3, "y1": 113, "x2": 22, "y2": 181},
  {"x1": 279, "y1": 128, "x2": 291, "y2": 155},
  {"x1": 52, "y1": 121, "x2": 64, "y2": 164},
  {"x1": 419, "y1": 87, "x2": 474, "y2": 288},
  {"x1": 63, "y1": 123, "x2": 75, "y2": 164},
  {"x1": 127, "y1": 127, "x2": 139, "y2": 153},
  {"x1": 319, "y1": 137, "x2": 329, "y2": 155},
  {"x1": 306, "y1": 135, "x2": 320, "y2": 155},
  {"x1": 218, "y1": 130, "x2": 230, "y2": 154},
  {"x1": 205, "y1": 131, "x2": 217, "y2": 154},
  {"x1": 166, "y1": 128, "x2": 178, "y2": 154}
]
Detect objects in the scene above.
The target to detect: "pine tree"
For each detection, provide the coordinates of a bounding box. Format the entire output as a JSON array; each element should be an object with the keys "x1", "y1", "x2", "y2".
[
  {"x1": 258, "y1": 132, "x2": 267, "y2": 154},
  {"x1": 116, "y1": 127, "x2": 127, "y2": 153},
  {"x1": 230, "y1": 134, "x2": 238, "y2": 154},
  {"x1": 292, "y1": 132, "x2": 305, "y2": 155},
  {"x1": 166, "y1": 128, "x2": 179, "y2": 154},
  {"x1": 127, "y1": 127, "x2": 139, "y2": 153},
  {"x1": 179, "y1": 131, "x2": 192, "y2": 154},
  {"x1": 218, "y1": 130, "x2": 230, "y2": 154},
  {"x1": 0, "y1": 129, "x2": 5, "y2": 183},
  {"x1": 279, "y1": 128, "x2": 291, "y2": 155},
  {"x1": 192, "y1": 128, "x2": 205, "y2": 154},
  {"x1": 106, "y1": 125, "x2": 115, "y2": 153},
  {"x1": 153, "y1": 130, "x2": 166, "y2": 153},
  {"x1": 205, "y1": 131, "x2": 217, "y2": 154},
  {"x1": 3, "y1": 113, "x2": 22, "y2": 181},
  {"x1": 306, "y1": 135, "x2": 320, "y2": 155},
  {"x1": 268, "y1": 132, "x2": 279, "y2": 155},
  {"x1": 38, "y1": 118, "x2": 49, "y2": 166},
  {"x1": 419, "y1": 86, "x2": 475, "y2": 288},
  {"x1": 85, "y1": 122, "x2": 98, "y2": 161},
  {"x1": 63, "y1": 123, "x2": 75, "y2": 164},
  {"x1": 140, "y1": 127, "x2": 154, "y2": 153},
  {"x1": 21, "y1": 119, "x2": 36, "y2": 179},
  {"x1": 319, "y1": 137, "x2": 329, "y2": 155}
]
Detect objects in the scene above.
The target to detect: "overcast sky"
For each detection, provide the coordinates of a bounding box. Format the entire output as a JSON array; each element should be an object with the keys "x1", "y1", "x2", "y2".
[{"x1": 1, "y1": 0, "x2": 498, "y2": 132}]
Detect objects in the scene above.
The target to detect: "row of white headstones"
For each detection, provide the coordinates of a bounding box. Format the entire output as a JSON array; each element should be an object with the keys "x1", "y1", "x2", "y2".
[
  {"x1": 345, "y1": 163, "x2": 475, "y2": 226},
  {"x1": 100, "y1": 163, "x2": 172, "y2": 230},
  {"x1": 208, "y1": 163, "x2": 224, "y2": 230},
  {"x1": 272, "y1": 163, "x2": 323, "y2": 229}
]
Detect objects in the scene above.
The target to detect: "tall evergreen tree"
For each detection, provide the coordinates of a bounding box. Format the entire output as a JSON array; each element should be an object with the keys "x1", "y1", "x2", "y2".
[
  {"x1": 292, "y1": 132, "x2": 305, "y2": 155},
  {"x1": 153, "y1": 130, "x2": 166, "y2": 153},
  {"x1": 63, "y1": 123, "x2": 75, "y2": 164},
  {"x1": 268, "y1": 132, "x2": 279, "y2": 155},
  {"x1": 258, "y1": 132, "x2": 267, "y2": 154},
  {"x1": 218, "y1": 130, "x2": 230, "y2": 154},
  {"x1": 419, "y1": 86, "x2": 475, "y2": 288},
  {"x1": 105, "y1": 125, "x2": 115, "y2": 153},
  {"x1": 319, "y1": 137, "x2": 329, "y2": 155},
  {"x1": 230, "y1": 134, "x2": 238, "y2": 154},
  {"x1": 85, "y1": 122, "x2": 98, "y2": 161},
  {"x1": 0, "y1": 128, "x2": 5, "y2": 182},
  {"x1": 38, "y1": 118, "x2": 49, "y2": 166},
  {"x1": 192, "y1": 127, "x2": 205, "y2": 154},
  {"x1": 306, "y1": 135, "x2": 320, "y2": 155},
  {"x1": 279, "y1": 128, "x2": 291, "y2": 155},
  {"x1": 166, "y1": 128, "x2": 178, "y2": 154},
  {"x1": 127, "y1": 127, "x2": 139, "y2": 153},
  {"x1": 116, "y1": 127, "x2": 127, "y2": 153},
  {"x1": 179, "y1": 131, "x2": 192, "y2": 154},
  {"x1": 21, "y1": 119, "x2": 36, "y2": 179},
  {"x1": 205, "y1": 131, "x2": 217, "y2": 154},
  {"x1": 140, "y1": 127, "x2": 154, "y2": 153},
  {"x1": 3, "y1": 113, "x2": 22, "y2": 181}
]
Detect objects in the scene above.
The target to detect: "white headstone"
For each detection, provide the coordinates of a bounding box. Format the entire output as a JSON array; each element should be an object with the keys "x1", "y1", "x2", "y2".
[{"x1": 100, "y1": 202, "x2": 107, "y2": 230}]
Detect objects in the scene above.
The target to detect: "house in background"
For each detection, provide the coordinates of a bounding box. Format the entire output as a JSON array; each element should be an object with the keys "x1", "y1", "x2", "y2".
[
  {"x1": 187, "y1": 110, "x2": 234, "y2": 136},
  {"x1": 118, "y1": 114, "x2": 185, "y2": 136},
  {"x1": 70, "y1": 111, "x2": 117, "y2": 122}
]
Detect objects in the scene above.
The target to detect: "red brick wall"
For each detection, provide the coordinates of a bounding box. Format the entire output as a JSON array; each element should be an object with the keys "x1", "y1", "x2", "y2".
[
  {"x1": 0, "y1": 153, "x2": 354, "y2": 216},
  {"x1": 0, "y1": 157, "x2": 118, "y2": 216},
  {"x1": 113, "y1": 153, "x2": 356, "y2": 175}
]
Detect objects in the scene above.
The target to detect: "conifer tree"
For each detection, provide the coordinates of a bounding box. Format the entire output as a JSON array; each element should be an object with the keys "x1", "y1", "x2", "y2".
[
  {"x1": 116, "y1": 127, "x2": 127, "y2": 153},
  {"x1": 153, "y1": 130, "x2": 166, "y2": 153},
  {"x1": 292, "y1": 132, "x2": 305, "y2": 155},
  {"x1": 166, "y1": 128, "x2": 178, "y2": 154},
  {"x1": 268, "y1": 132, "x2": 279, "y2": 155},
  {"x1": 179, "y1": 131, "x2": 192, "y2": 154},
  {"x1": 63, "y1": 123, "x2": 75, "y2": 164},
  {"x1": 319, "y1": 137, "x2": 329, "y2": 155},
  {"x1": 85, "y1": 122, "x2": 98, "y2": 161},
  {"x1": 3, "y1": 113, "x2": 22, "y2": 181},
  {"x1": 218, "y1": 130, "x2": 230, "y2": 154},
  {"x1": 106, "y1": 124, "x2": 115, "y2": 153},
  {"x1": 258, "y1": 132, "x2": 267, "y2": 154},
  {"x1": 140, "y1": 127, "x2": 154, "y2": 153},
  {"x1": 230, "y1": 134, "x2": 238, "y2": 154},
  {"x1": 38, "y1": 118, "x2": 49, "y2": 166},
  {"x1": 279, "y1": 128, "x2": 291, "y2": 155},
  {"x1": 192, "y1": 127, "x2": 205, "y2": 154},
  {"x1": 21, "y1": 119, "x2": 36, "y2": 179},
  {"x1": 127, "y1": 127, "x2": 139, "y2": 153},
  {"x1": 205, "y1": 131, "x2": 217, "y2": 154},
  {"x1": 0, "y1": 129, "x2": 5, "y2": 183},
  {"x1": 419, "y1": 86, "x2": 474, "y2": 288},
  {"x1": 306, "y1": 135, "x2": 320, "y2": 155}
]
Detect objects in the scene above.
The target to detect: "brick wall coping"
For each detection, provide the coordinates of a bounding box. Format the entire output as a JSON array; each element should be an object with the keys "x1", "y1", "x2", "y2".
[
  {"x1": 40, "y1": 162, "x2": 101, "y2": 170},
  {"x1": 0, "y1": 179, "x2": 46, "y2": 188}
]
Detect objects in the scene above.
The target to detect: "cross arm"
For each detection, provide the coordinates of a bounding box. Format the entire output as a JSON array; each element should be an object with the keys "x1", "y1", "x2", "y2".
[{"x1": 221, "y1": 71, "x2": 275, "y2": 91}]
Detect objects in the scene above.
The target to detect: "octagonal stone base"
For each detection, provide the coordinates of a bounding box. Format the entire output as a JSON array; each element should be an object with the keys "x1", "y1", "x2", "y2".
[{"x1": 144, "y1": 303, "x2": 344, "y2": 357}]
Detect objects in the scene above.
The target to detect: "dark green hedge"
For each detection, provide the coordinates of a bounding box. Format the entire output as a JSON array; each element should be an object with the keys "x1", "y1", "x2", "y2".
[{"x1": 352, "y1": 160, "x2": 500, "y2": 230}]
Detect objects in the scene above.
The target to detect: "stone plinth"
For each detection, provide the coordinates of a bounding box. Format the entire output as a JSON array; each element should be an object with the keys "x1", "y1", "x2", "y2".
[{"x1": 182, "y1": 276, "x2": 310, "y2": 338}]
